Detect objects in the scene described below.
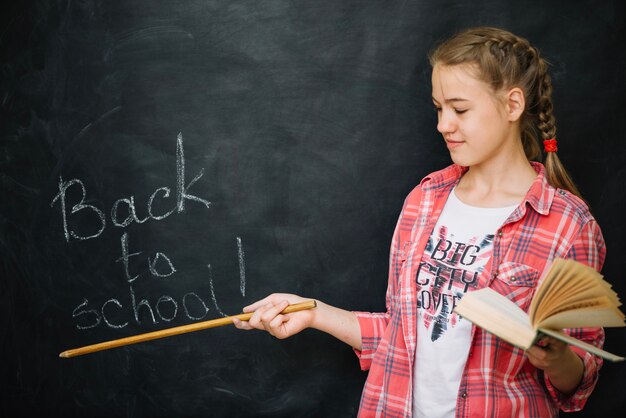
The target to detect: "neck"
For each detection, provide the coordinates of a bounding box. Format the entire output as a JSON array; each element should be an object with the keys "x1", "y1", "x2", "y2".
[{"x1": 456, "y1": 147, "x2": 537, "y2": 208}]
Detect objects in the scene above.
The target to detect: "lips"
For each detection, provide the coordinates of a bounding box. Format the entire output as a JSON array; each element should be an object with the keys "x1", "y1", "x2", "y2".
[{"x1": 445, "y1": 139, "x2": 464, "y2": 149}]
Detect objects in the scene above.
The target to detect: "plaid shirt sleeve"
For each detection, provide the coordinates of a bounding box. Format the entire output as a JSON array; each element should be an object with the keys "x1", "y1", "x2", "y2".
[
  {"x1": 543, "y1": 219, "x2": 607, "y2": 411},
  {"x1": 352, "y1": 190, "x2": 415, "y2": 370}
]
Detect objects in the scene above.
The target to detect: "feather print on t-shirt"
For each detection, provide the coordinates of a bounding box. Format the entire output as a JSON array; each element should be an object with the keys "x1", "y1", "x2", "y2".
[{"x1": 417, "y1": 225, "x2": 494, "y2": 341}]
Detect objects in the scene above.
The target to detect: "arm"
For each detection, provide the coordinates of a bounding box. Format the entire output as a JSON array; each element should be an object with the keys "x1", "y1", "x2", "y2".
[
  {"x1": 234, "y1": 290, "x2": 393, "y2": 371},
  {"x1": 233, "y1": 294, "x2": 362, "y2": 350},
  {"x1": 528, "y1": 219, "x2": 606, "y2": 410},
  {"x1": 234, "y1": 187, "x2": 422, "y2": 367}
]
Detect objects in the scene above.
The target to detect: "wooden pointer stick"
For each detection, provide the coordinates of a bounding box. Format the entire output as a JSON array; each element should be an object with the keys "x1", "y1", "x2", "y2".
[{"x1": 59, "y1": 300, "x2": 317, "y2": 358}]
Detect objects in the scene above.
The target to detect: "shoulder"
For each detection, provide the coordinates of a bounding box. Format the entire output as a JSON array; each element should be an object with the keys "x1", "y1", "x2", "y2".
[
  {"x1": 544, "y1": 186, "x2": 605, "y2": 261},
  {"x1": 549, "y1": 188, "x2": 606, "y2": 268},
  {"x1": 527, "y1": 162, "x2": 597, "y2": 227},
  {"x1": 404, "y1": 164, "x2": 464, "y2": 203},
  {"x1": 549, "y1": 187, "x2": 596, "y2": 226},
  {"x1": 540, "y1": 184, "x2": 604, "y2": 247}
]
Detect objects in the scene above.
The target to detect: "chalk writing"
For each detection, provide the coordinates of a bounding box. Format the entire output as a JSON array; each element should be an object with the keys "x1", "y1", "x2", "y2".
[
  {"x1": 55, "y1": 133, "x2": 248, "y2": 331},
  {"x1": 237, "y1": 236, "x2": 246, "y2": 297},
  {"x1": 71, "y1": 236, "x2": 246, "y2": 329},
  {"x1": 207, "y1": 264, "x2": 226, "y2": 318},
  {"x1": 51, "y1": 132, "x2": 210, "y2": 242},
  {"x1": 51, "y1": 178, "x2": 106, "y2": 241}
]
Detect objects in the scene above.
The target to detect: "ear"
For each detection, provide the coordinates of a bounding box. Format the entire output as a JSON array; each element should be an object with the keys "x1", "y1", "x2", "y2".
[{"x1": 506, "y1": 87, "x2": 525, "y2": 122}]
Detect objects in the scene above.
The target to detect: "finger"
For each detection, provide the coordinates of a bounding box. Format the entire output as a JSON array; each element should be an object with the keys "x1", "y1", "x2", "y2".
[
  {"x1": 525, "y1": 351, "x2": 549, "y2": 370},
  {"x1": 260, "y1": 300, "x2": 290, "y2": 328},
  {"x1": 232, "y1": 318, "x2": 253, "y2": 330},
  {"x1": 268, "y1": 314, "x2": 289, "y2": 337},
  {"x1": 243, "y1": 295, "x2": 277, "y2": 313},
  {"x1": 260, "y1": 300, "x2": 288, "y2": 319},
  {"x1": 545, "y1": 338, "x2": 567, "y2": 350},
  {"x1": 248, "y1": 303, "x2": 275, "y2": 330},
  {"x1": 526, "y1": 346, "x2": 548, "y2": 361}
]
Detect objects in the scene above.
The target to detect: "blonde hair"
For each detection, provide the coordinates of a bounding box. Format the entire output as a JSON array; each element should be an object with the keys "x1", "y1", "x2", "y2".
[{"x1": 429, "y1": 27, "x2": 582, "y2": 199}]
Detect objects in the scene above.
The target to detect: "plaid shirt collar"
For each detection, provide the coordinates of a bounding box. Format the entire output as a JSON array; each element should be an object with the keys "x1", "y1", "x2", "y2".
[{"x1": 419, "y1": 161, "x2": 554, "y2": 216}]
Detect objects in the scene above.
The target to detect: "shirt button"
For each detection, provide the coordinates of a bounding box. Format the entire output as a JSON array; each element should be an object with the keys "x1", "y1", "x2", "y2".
[
  {"x1": 511, "y1": 277, "x2": 516, "y2": 282},
  {"x1": 461, "y1": 391, "x2": 468, "y2": 399},
  {"x1": 497, "y1": 231, "x2": 503, "y2": 237}
]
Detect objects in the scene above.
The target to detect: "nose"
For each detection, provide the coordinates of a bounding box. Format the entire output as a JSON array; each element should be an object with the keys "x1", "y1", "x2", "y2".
[{"x1": 437, "y1": 110, "x2": 455, "y2": 135}]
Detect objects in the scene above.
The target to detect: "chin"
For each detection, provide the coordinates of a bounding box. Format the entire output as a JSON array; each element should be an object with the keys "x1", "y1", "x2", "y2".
[{"x1": 449, "y1": 153, "x2": 473, "y2": 167}]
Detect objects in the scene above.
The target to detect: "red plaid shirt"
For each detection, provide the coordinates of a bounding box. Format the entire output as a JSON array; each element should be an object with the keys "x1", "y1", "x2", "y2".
[{"x1": 354, "y1": 162, "x2": 606, "y2": 418}]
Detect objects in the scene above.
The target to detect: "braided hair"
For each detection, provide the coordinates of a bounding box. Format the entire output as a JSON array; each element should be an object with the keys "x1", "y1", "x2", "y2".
[{"x1": 428, "y1": 27, "x2": 582, "y2": 199}]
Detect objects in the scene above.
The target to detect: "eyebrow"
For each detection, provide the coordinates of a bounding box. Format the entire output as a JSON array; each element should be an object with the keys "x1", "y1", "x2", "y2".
[{"x1": 432, "y1": 97, "x2": 470, "y2": 104}]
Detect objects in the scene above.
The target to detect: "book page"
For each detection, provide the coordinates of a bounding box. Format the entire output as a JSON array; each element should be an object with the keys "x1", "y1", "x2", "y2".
[
  {"x1": 533, "y1": 260, "x2": 591, "y2": 315},
  {"x1": 529, "y1": 258, "x2": 623, "y2": 329},
  {"x1": 454, "y1": 288, "x2": 537, "y2": 350},
  {"x1": 536, "y1": 305, "x2": 626, "y2": 329},
  {"x1": 540, "y1": 277, "x2": 608, "y2": 310},
  {"x1": 535, "y1": 296, "x2": 624, "y2": 328},
  {"x1": 529, "y1": 258, "x2": 567, "y2": 322},
  {"x1": 539, "y1": 276, "x2": 616, "y2": 319}
]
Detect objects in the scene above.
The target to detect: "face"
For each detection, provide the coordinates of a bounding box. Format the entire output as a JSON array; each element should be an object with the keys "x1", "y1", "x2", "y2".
[{"x1": 431, "y1": 64, "x2": 521, "y2": 168}]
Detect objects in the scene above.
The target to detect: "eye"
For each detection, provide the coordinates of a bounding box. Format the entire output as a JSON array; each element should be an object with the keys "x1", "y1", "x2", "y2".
[
  {"x1": 433, "y1": 106, "x2": 442, "y2": 113},
  {"x1": 454, "y1": 109, "x2": 467, "y2": 114}
]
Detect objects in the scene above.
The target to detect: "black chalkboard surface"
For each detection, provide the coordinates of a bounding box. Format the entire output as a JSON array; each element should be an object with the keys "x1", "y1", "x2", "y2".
[{"x1": 2, "y1": 1, "x2": 624, "y2": 417}]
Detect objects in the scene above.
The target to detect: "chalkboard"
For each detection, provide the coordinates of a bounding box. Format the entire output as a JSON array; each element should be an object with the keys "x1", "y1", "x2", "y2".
[{"x1": 1, "y1": 1, "x2": 624, "y2": 417}]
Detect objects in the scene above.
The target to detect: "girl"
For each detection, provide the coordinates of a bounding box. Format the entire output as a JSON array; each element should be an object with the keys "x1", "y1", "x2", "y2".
[{"x1": 233, "y1": 27, "x2": 605, "y2": 417}]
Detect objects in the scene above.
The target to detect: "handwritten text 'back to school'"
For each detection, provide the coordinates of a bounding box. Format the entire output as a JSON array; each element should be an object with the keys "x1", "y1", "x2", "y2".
[{"x1": 50, "y1": 133, "x2": 244, "y2": 331}]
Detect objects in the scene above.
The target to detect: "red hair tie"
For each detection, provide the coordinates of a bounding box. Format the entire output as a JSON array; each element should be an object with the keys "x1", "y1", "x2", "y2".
[{"x1": 543, "y1": 138, "x2": 558, "y2": 153}]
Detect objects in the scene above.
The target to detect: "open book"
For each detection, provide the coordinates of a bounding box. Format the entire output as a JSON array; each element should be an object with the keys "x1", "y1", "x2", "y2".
[{"x1": 454, "y1": 258, "x2": 625, "y2": 362}]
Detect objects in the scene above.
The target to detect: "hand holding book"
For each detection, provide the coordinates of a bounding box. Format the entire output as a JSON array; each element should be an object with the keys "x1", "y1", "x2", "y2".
[{"x1": 454, "y1": 258, "x2": 625, "y2": 362}]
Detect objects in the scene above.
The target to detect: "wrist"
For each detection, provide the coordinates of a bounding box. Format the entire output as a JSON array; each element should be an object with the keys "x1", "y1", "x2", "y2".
[
  {"x1": 308, "y1": 300, "x2": 361, "y2": 350},
  {"x1": 548, "y1": 347, "x2": 580, "y2": 375},
  {"x1": 545, "y1": 347, "x2": 584, "y2": 394},
  {"x1": 309, "y1": 299, "x2": 328, "y2": 331}
]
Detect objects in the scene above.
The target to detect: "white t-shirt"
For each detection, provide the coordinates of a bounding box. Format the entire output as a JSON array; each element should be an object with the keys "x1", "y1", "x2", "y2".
[{"x1": 412, "y1": 188, "x2": 516, "y2": 418}]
